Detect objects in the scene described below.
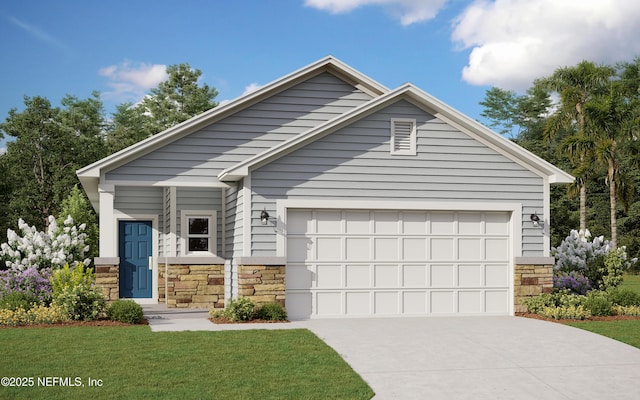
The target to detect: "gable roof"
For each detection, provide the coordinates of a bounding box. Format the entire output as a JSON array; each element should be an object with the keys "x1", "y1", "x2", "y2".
[
  {"x1": 218, "y1": 83, "x2": 574, "y2": 184},
  {"x1": 77, "y1": 56, "x2": 390, "y2": 207}
]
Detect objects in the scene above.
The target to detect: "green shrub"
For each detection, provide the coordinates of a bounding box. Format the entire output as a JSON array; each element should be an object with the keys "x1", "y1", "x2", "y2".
[
  {"x1": 0, "y1": 304, "x2": 68, "y2": 326},
  {"x1": 0, "y1": 292, "x2": 38, "y2": 311},
  {"x1": 53, "y1": 284, "x2": 106, "y2": 321},
  {"x1": 606, "y1": 287, "x2": 640, "y2": 307},
  {"x1": 524, "y1": 293, "x2": 557, "y2": 313},
  {"x1": 539, "y1": 305, "x2": 591, "y2": 320},
  {"x1": 211, "y1": 297, "x2": 255, "y2": 321},
  {"x1": 583, "y1": 291, "x2": 613, "y2": 316},
  {"x1": 254, "y1": 302, "x2": 287, "y2": 321},
  {"x1": 107, "y1": 300, "x2": 144, "y2": 324},
  {"x1": 613, "y1": 305, "x2": 640, "y2": 316},
  {"x1": 50, "y1": 263, "x2": 95, "y2": 298}
]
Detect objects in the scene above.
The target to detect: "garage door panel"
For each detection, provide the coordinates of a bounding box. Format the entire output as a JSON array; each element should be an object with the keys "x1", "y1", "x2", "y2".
[
  {"x1": 458, "y1": 264, "x2": 483, "y2": 287},
  {"x1": 287, "y1": 210, "x2": 313, "y2": 234},
  {"x1": 402, "y1": 212, "x2": 427, "y2": 234},
  {"x1": 345, "y1": 211, "x2": 371, "y2": 233},
  {"x1": 431, "y1": 212, "x2": 455, "y2": 234},
  {"x1": 374, "y1": 212, "x2": 400, "y2": 234},
  {"x1": 287, "y1": 292, "x2": 312, "y2": 319},
  {"x1": 287, "y1": 237, "x2": 312, "y2": 262},
  {"x1": 431, "y1": 291, "x2": 455, "y2": 313},
  {"x1": 345, "y1": 264, "x2": 370, "y2": 287},
  {"x1": 375, "y1": 292, "x2": 398, "y2": 314},
  {"x1": 403, "y1": 238, "x2": 427, "y2": 260},
  {"x1": 431, "y1": 264, "x2": 455, "y2": 287},
  {"x1": 485, "y1": 291, "x2": 509, "y2": 314},
  {"x1": 486, "y1": 238, "x2": 509, "y2": 259},
  {"x1": 317, "y1": 292, "x2": 342, "y2": 316},
  {"x1": 458, "y1": 238, "x2": 482, "y2": 260},
  {"x1": 431, "y1": 238, "x2": 454, "y2": 260},
  {"x1": 316, "y1": 237, "x2": 341, "y2": 260},
  {"x1": 403, "y1": 292, "x2": 427, "y2": 314},
  {"x1": 316, "y1": 211, "x2": 341, "y2": 233},
  {"x1": 346, "y1": 292, "x2": 370, "y2": 315},
  {"x1": 459, "y1": 291, "x2": 482, "y2": 313},
  {"x1": 485, "y1": 264, "x2": 509, "y2": 286},
  {"x1": 458, "y1": 213, "x2": 483, "y2": 234},
  {"x1": 346, "y1": 237, "x2": 370, "y2": 260},
  {"x1": 286, "y1": 263, "x2": 312, "y2": 290},
  {"x1": 375, "y1": 264, "x2": 399, "y2": 288},
  {"x1": 316, "y1": 264, "x2": 342, "y2": 288},
  {"x1": 374, "y1": 238, "x2": 398, "y2": 260},
  {"x1": 403, "y1": 265, "x2": 427, "y2": 287},
  {"x1": 286, "y1": 209, "x2": 511, "y2": 318}
]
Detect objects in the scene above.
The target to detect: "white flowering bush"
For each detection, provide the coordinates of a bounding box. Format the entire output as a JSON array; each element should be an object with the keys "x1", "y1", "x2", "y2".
[
  {"x1": 0, "y1": 215, "x2": 90, "y2": 271},
  {"x1": 552, "y1": 230, "x2": 637, "y2": 292}
]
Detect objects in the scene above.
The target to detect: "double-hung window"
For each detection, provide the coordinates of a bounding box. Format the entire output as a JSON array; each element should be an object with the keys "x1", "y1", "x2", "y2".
[{"x1": 181, "y1": 211, "x2": 216, "y2": 255}]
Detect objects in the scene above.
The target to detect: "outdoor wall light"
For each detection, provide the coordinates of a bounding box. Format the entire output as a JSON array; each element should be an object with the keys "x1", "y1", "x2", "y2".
[
  {"x1": 530, "y1": 213, "x2": 541, "y2": 228},
  {"x1": 260, "y1": 209, "x2": 270, "y2": 225}
]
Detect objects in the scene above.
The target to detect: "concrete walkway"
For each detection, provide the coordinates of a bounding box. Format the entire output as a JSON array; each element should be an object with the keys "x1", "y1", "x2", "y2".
[{"x1": 142, "y1": 305, "x2": 640, "y2": 399}]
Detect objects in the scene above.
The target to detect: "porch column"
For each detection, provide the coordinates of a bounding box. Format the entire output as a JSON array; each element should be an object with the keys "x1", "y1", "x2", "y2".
[{"x1": 98, "y1": 184, "x2": 116, "y2": 257}]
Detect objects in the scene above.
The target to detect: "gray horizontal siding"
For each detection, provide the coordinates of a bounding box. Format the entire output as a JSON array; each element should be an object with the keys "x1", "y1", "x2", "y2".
[
  {"x1": 114, "y1": 186, "x2": 164, "y2": 257},
  {"x1": 106, "y1": 72, "x2": 373, "y2": 184},
  {"x1": 250, "y1": 100, "x2": 545, "y2": 257}
]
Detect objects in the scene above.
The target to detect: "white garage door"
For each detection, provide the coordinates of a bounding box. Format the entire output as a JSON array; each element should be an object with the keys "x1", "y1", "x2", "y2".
[{"x1": 286, "y1": 209, "x2": 511, "y2": 319}]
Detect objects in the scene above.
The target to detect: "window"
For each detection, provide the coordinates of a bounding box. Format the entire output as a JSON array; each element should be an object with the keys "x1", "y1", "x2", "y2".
[
  {"x1": 391, "y1": 118, "x2": 416, "y2": 155},
  {"x1": 180, "y1": 211, "x2": 216, "y2": 255}
]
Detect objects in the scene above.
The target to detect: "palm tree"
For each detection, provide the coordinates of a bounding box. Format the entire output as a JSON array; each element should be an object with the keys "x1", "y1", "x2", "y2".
[
  {"x1": 585, "y1": 83, "x2": 636, "y2": 248},
  {"x1": 537, "y1": 61, "x2": 616, "y2": 233}
]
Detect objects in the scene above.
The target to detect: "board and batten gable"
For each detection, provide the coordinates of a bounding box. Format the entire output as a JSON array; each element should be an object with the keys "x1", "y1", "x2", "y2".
[
  {"x1": 104, "y1": 72, "x2": 374, "y2": 185},
  {"x1": 250, "y1": 99, "x2": 546, "y2": 257}
]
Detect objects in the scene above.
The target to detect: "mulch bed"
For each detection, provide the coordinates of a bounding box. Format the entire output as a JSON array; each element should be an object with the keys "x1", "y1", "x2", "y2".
[
  {"x1": 0, "y1": 319, "x2": 149, "y2": 329},
  {"x1": 516, "y1": 312, "x2": 640, "y2": 323},
  {"x1": 209, "y1": 317, "x2": 289, "y2": 324}
]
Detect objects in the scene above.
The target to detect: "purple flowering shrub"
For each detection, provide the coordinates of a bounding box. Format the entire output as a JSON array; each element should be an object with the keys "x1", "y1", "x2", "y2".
[
  {"x1": 0, "y1": 267, "x2": 52, "y2": 304},
  {"x1": 553, "y1": 271, "x2": 591, "y2": 295}
]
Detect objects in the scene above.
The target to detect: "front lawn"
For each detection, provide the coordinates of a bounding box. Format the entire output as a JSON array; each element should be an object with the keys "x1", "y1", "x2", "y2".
[
  {"x1": 0, "y1": 326, "x2": 374, "y2": 400},
  {"x1": 566, "y1": 275, "x2": 640, "y2": 350}
]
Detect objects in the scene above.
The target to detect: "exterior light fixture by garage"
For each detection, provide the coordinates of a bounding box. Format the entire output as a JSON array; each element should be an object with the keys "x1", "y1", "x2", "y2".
[
  {"x1": 260, "y1": 209, "x2": 270, "y2": 225},
  {"x1": 530, "y1": 213, "x2": 542, "y2": 228}
]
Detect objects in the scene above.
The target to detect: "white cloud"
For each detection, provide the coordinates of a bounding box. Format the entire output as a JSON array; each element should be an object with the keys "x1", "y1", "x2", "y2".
[
  {"x1": 304, "y1": 0, "x2": 447, "y2": 25},
  {"x1": 452, "y1": 0, "x2": 640, "y2": 91},
  {"x1": 98, "y1": 61, "x2": 168, "y2": 103},
  {"x1": 0, "y1": 147, "x2": 6, "y2": 155},
  {"x1": 242, "y1": 83, "x2": 263, "y2": 96}
]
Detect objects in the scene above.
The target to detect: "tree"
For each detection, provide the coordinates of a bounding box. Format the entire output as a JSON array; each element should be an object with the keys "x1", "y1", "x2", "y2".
[
  {"x1": 0, "y1": 95, "x2": 106, "y2": 230},
  {"x1": 57, "y1": 185, "x2": 99, "y2": 261},
  {"x1": 107, "y1": 63, "x2": 218, "y2": 153},
  {"x1": 537, "y1": 61, "x2": 616, "y2": 233}
]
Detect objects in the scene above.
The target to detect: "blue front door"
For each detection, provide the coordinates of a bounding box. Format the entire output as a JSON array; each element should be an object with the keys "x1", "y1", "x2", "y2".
[{"x1": 119, "y1": 220, "x2": 153, "y2": 298}]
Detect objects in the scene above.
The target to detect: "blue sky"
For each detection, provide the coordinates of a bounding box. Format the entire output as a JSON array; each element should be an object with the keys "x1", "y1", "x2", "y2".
[{"x1": 2, "y1": 0, "x2": 640, "y2": 152}]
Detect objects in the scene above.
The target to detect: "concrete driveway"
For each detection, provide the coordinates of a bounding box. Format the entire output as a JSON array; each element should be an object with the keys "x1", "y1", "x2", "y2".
[{"x1": 301, "y1": 317, "x2": 640, "y2": 400}]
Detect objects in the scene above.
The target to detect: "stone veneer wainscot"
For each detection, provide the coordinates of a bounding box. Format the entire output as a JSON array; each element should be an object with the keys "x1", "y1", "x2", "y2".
[{"x1": 514, "y1": 257, "x2": 554, "y2": 313}]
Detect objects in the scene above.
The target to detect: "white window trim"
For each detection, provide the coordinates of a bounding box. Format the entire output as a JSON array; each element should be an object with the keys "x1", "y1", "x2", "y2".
[
  {"x1": 390, "y1": 118, "x2": 417, "y2": 155},
  {"x1": 180, "y1": 210, "x2": 217, "y2": 256}
]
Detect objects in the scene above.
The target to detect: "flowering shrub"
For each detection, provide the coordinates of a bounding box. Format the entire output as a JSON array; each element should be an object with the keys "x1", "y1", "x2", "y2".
[
  {"x1": 0, "y1": 215, "x2": 90, "y2": 271},
  {"x1": 0, "y1": 267, "x2": 52, "y2": 304},
  {"x1": 53, "y1": 284, "x2": 106, "y2": 321},
  {"x1": 0, "y1": 304, "x2": 68, "y2": 326},
  {"x1": 552, "y1": 230, "x2": 637, "y2": 291},
  {"x1": 613, "y1": 305, "x2": 640, "y2": 316},
  {"x1": 553, "y1": 271, "x2": 591, "y2": 295}
]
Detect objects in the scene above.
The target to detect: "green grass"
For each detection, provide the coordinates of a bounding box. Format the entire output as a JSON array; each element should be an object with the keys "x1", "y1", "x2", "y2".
[
  {"x1": 0, "y1": 326, "x2": 374, "y2": 400},
  {"x1": 566, "y1": 274, "x2": 640, "y2": 349},
  {"x1": 621, "y1": 273, "x2": 640, "y2": 293}
]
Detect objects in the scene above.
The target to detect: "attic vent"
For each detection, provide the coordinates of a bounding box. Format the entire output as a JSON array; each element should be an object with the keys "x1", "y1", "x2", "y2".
[{"x1": 391, "y1": 119, "x2": 416, "y2": 155}]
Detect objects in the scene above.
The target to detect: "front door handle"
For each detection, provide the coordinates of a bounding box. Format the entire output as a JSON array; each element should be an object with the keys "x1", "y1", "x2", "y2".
[{"x1": 148, "y1": 256, "x2": 153, "y2": 270}]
